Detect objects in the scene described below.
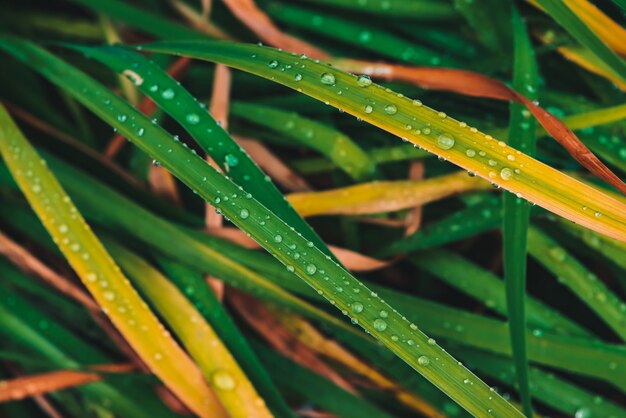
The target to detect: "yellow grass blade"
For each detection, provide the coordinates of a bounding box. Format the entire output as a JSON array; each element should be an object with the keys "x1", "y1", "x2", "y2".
[
  {"x1": 0, "y1": 104, "x2": 225, "y2": 418},
  {"x1": 144, "y1": 41, "x2": 626, "y2": 244},
  {"x1": 288, "y1": 171, "x2": 489, "y2": 217},
  {"x1": 530, "y1": 0, "x2": 626, "y2": 57},
  {"x1": 106, "y1": 242, "x2": 273, "y2": 418}
]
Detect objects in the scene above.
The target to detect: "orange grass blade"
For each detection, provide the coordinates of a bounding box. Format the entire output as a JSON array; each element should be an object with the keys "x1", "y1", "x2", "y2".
[{"x1": 333, "y1": 58, "x2": 626, "y2": 196}]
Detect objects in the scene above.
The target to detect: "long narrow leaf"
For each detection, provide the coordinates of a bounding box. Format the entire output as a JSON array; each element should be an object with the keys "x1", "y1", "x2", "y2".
[
  {"x1": 0, "y1": 38, "x2": 525, "y2": 417},
  {"x1": 144, "y1": 40, "x2": 626, "y2": 243},
  {"x1": 0, "y1": 103, "x2": 225, "y2": 417},
  {"x1": 73, "y1": 45, "x2": 336, "y2": 261},
  {"x1": 502, "y1": 9, "x2": 538, "y2": 416}
]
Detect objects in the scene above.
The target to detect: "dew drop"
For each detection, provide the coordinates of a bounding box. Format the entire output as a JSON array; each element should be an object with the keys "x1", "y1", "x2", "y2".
[
  {"x1": 186, "y1": 113, "x2": 200, "y2": 125},
  {"x1": 356, "y1": 75, "x2": 372, "y2": 87},
  {"x1": 268, "y1": 60, "x2": 279, "y2": 69},
  {"x1": 274, "y1": 234, "x2": 283, "y2": 243},
  {"x1": 351, "y1": 302, "x2": 364, "y2": 313},
  {"x1": 306, "y1": 264, "x2": 317, "y2": 275},
  {"x1": 364, "y1": 105, "x2": 373, "y2": 114},
  {"x1": 575, "y1": 407, "x2": 590, "y2": 418},
  {"x1": 320, "y1": 73, "x2": 336, "y2": 85},
  {"x1": 373, "y1": 318, "x2": 387, "y2": 331},
  {"x1": 294, "y1": 73, "x2": 303, "y2": 81},
  {"x1": 418, "y1": 355, "x2": 430, "y2": 366},
  {"x1": 161, "y1": 88, "x2": 175, "y2": 100},
  {"x1": 437, "y1": 134, "x2": 455, "y2": 150},
  {"x1": 225, "y1": 154, "x2": 239, "y2": 167},
  {"x1": 384, "y1": 104, "x2": 397, "y2": 115},
  {"x1": 239, "y1": 209, "x2": 249, "y2": 219},
  {"x1": 212, "y1": 369, "x2": 236, "y2": 390},
  {"x1": 500, "y1": 168, "x2": 513, "y2": 180}
]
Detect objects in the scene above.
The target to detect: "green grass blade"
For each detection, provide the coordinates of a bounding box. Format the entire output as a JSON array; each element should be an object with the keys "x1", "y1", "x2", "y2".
[
  {"x1": 459, "y1": 348, "x2": 626, "y2": 418},
  {"x1": 0, "y1": 194, "x2": 296, "y2": 418},
  {"x1": 453, "y1": 0, "x2": 511, "y2": 53},
  {"x1": 534, "y1": 0, "x2": 626, "y2": 84},
  {"x1": 180, "y1": 243, "x2": 626, "y2": 388},
  {"x1": 527, "y1": 226, "x2": 626, "y2": 341},
  {"x1": 502, "y1": 9, "x2": 539, "y2": 416},
  {"x1": 75, "y1": 45, "x2": 336, "y2": 261},
  {"x1": 230, "y1": 102, "x2": 379, "y2": 180},
  {"x1": 0, "y1": 39, "x2": 525, "y2": 418},
  {"x1": 67, "y1": 0, "x2": 205, "y2": 40},
  {"x1": 293, "y1": 143, "x2": 431, "y2": 174},
  {"x1": 143, "y1": 39, "x2": 626, "y2": 243},
  {"x1": 381, "y1": 196, "x2": 504, "y2": 255},
  {"x1": 378, "y1": 292, "x2": 626, "y2": 389},
  {"x1": 0, "y1": 103, "x2": 221, "y2": 417},
  {"x1": 0, "y1": 290, "x2": 179, "y2": 418},
  {"x1": 413, "y1": 250, "x2": 591, "y2": 338},
  {"x1": 612, "y1": 0, "x2": 626, "y2": 12},
  {"x1": 0, "y1": 154, "x2": 354, "y2": 337},
  {"x1": 254, "y1": 341, "x2": 397, "y2": 418},
  {"x1": 560, "y1": 219, "x2": 626, "y2": 273},
  {"x1": 266, "y1": 3, "x2": 459, "y2": 67},
  {"x1": 293, "y1": 0, "x2": 459, "y2": 20},
  {"x1": 0, "y1": 258, "x2": 106, "y2": 342}
]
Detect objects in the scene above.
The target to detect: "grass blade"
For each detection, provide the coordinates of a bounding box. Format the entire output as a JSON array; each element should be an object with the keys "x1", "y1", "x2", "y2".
[
  {"x1": 0, "y1": 194, "x2": 296, "y2": 418},
  {"x1": 459, "y1": 348, "x2": 626, "y2": 418},
  {"x1": 552, "y1": 0, "x2": 626, "y2": 57},
  {"x1": 502, "y1": 9, "x2": 538, "y2": 416},
  {"x1": 0, "y1": 297, "x2": 175, "y2": 418},
  {"x1": 527, "y1": 226, "x2": 626, "y2": 341},
  {"x1": 293, "y1": 0, "x2": 458, "y2": 20},
  {"x1": 75, "y1": 45, "x2": 338, "y2": 262},
  {"x1": 533, "y1": 0, "x2": 626, "y2": 84},
  {"x1": 103, "y1": 240, "x2": 272, "y2": 418},
  {"x1": 230, "y1": 102, "x2": 378, "y2": 180},
  {"x1": 67, "y1": 0, "x2": 205, "y2": 40},
  {"x1": 143, "y1": 40, "x2": 626, "y2": 243},
  {"x1": 266, "y1": 3, "x2": 458, "y2": 67},
  {"x1": 254, "y1": 341, "x2": 397, "y2": 418},
  {"x1": 0, "y1": 103, "x2": 224, "y2": 417},
  {"x1": 412, "y1": 250, "x2": 591, "y2": 338},
  {"x1": 0, "y1": 38, "x2": 525, "y2": 417},
  {"x1": 453, "y1": 0, "x2": 511, "y2": 53},
  {"x1": 156, "y1": 261, "x2": 297, "y2": 418},
  {"x1": 287, "y1": 171, "x2": 489, "y2": 216},
  {"x1": 381, "y1": 196, "x2": 506, "y2": 255},
  {"x1": 0, "y1": 154, "x2": 353, "y2": 337}
]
